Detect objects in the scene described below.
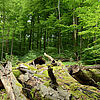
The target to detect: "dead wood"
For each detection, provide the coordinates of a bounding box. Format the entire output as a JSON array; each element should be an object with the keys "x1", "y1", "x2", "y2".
[
  {"x1": 0, "y1": 61, "x2": 27, "y2": 100},
  {"x1": 18, "y1": 72, "x2": 70, "y2": 100},
  {"x1": 44, "y1": 53, "x2": 54, "y2": 61},
  {"x1": 82, "y1": 65, "x2": 100, "y2": 70},
  {"x1": 67, "y1": 65, "x2": 100, "y2": 89},
  {"x1": 48, "y1": 66, "x2": 58, "y2": 90},
  {"x1": 44, "y1": 53, "x2": 62, "y2": 66}
]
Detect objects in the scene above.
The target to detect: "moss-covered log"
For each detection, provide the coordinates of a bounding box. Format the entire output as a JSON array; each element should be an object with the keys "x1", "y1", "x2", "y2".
[
  {"x1": 16, "y1": 60, "x2": 100, "y2": 100},
  {"x1": 67, "y1": 65, "x2": 100, "y2": 89},
  {"x1": 1, "y1": 55, "x2": 100, "y2": 100}
]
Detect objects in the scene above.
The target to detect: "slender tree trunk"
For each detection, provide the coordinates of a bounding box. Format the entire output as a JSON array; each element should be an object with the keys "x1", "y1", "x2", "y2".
[
  {"x1": 19, "y1": 33, "x2": 22, "y2": 53},
  {"x1": 6, "y1": 29, "x2": 9, "y2": 53},
  {"x1": 29, "y1": 30, "x2": 32, "y2": 50},
  {"x1": 29, "y1": 15, "x2": 34, "y2": 50},
  {"x1": 47, "y1": 31, "x2": 49, "y2": 47},
  {"x1": 37, "y1": 36, "x2": 39, "y2": 49},
  {"x1": 23, "y1": 31, "x2": 26, "y2": 52},
  {"x1": 40, "y1": 28, "x2": 42, "y2": 50},
  {"x1": 73, "y1": 9, "x2": 78, "y2": 61},
  {"x1": 1, "y1": 2, "x2": 5, "y2": 60},
  {"x1": 44, "y1": 30, "x2": 46, "y2": 52},
  {"x1": 37, "y1": 15, "x2": 40, "y2": 50},
  {"x1": 11, "y1": 29, "x2": 15, "y2": 56},
  {"x1": 58, "y1": 0, "x2": 61, "y2": 54},
  {"x1": 80, "y1": 35, "x2": 82, "y2": 60},
  {"x1": 1, "y1": 26, "x2": 4, "y2": 60},
  {"x1": 31, "y1": 15, "x2": 34, "y2": 50}
]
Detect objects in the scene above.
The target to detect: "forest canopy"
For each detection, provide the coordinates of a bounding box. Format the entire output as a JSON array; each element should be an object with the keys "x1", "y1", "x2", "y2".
[{"x1": 0, "y1": 0, "x2": 100, "y2": 64}]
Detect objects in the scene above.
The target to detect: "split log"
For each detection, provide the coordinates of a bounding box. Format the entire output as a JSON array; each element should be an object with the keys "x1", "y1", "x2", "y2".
[{"x1": 0, "y1": 61, "x2": 27, "y2": 100}]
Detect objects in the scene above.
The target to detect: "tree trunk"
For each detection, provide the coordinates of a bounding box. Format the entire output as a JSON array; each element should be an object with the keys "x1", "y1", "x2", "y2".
[
  {"x1": 73, "y1": 9, "x2": 78, "y2": 61},
  {"x1": 80, "y1": 35, "x2": 82, "y2": 60},
  {"x1": 6, "y1": 29, "x2": 9, "y2": 53},
  {"x1": 29, "y1": 15, "x2": 34, "y2": 50},
  {"x1": 58, "y1": 0, "x2": 61, "y2": 54},
  {"x1": 29, "y1": 29, "x2": 32, "y2": 50},
  {"x1": 11, "y1": 31, "x2": 14, "y2": 56},
  {"x1": 1, "y1": 3, "x2": 5, "y2": 60},
  {"x1": 40, "y1": 28, "x2": 42, "y2": 50},
  {"x1": 44, "y1": 30, "x2": 46, "y2": 52},
  {"x1": 31, "y1": 15, "x2": 34, "y2": 50},
  {"x1": 0, "y1": 62, "x2": 27, "y2": 100}
]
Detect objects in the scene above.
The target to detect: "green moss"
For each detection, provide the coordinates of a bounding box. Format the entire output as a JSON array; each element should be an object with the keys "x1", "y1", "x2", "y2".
[
  {"x1": 12, "y1": 70, "x2": 21, "y2": 78},
  {"x1": 44, "y1": 81, "x2": 50, "y2": 87},
  {"x1": 26, "y1": 59, "x2": 34, "y2": 64},
  {"x1": 30, "y1": 88, "x2": 36, "y2": 98},
  {"x1": 42, "y1": 70, "x2": 48, "y2": 76},
  {"x1": 34, "y1": 74, "x2": 45, "y2": 79},
  {"x1": 12, "y1": 66, "x2": 18, "y2": 70},
  {"x1": 16, "y1": 82, "x2": 23, "y2": 88},
  {"x1": 23, "y1": 63, "x2": 37, "y2": 71},
  {"x1": 70, "y1": 83, "x2": 79, "y2": 91},
  {"x1": 53, "y1": 66, "x2": 62, "y2": 71}
]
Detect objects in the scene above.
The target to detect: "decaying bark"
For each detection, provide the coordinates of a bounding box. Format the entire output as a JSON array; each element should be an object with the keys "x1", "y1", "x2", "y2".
[
  {"x1": 0, "y1": 61, "x2": 27, "y2": 100},
  {"x1": 67, "y1": 65, "x2": 100, "y2": 89},
  {"x1": 18, "y1": 64, "x2": 71, "y2": 100},
  {"x1": 48, "y1": 66, "x2": 58, "y2": 90},
  {"x1": 44, "y1": 53, "x2": 62, "y2": 66},
  {"x1": 44, "y1": 53, "x2": 54, "y2": 61},
  {"x1": 82, "y1": 65, "x2": 100, "y2": 70},
  {"x1": 0, "y1": 55, "x2": 100, "y2": 100}
]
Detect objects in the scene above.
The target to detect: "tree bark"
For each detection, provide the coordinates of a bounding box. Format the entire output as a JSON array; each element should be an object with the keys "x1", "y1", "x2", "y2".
[
  {"x1": 0, "y1": 62, "x2": 27, "y2": 100},
  {"x1": 11, "y1": 30, "x2": 15, "y2": 56},
  {"x1": 73, "y1": 8, "x2": 78, "y2": 61},
  {"x1": 58, "y1": 0, "x2": 61, "y2": 54},
  {"x1": 67, "y1": 65, "x2": 100, "y2": 89},
  {"x1": 1, "y1": 2, "x2": 5, "y2": 60}
]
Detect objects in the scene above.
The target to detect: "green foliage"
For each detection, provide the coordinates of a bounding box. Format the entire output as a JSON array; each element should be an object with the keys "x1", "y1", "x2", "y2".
[
  {"x1": 20, "y1": 50, "x2": 45, "y2": 62},
  {"x1": 46, "y1": 47, "x2": 57, "y2": 54},
  {"x1": 97, "y1": 82, "x2": 100, "y2": 86},
  {"x1": 63, "y1": 62, "x2": 77, "y2": 66},
  {"x1": 0, "y1": 89, "x2": 10, "y2": 100},
  {"x1": 0, "y1": 0, "x2": 100, "y2": 64},
  {"x1": 82, "y1": 45, "x2": 100, "y2": 64},
  {"x1": 2, "y1": 53, "x2": 20, "y2": 66}
]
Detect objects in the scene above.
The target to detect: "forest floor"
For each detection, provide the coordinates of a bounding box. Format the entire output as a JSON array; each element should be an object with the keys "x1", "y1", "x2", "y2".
[{"x1": 0, "y1": 61, "x2": 100, "y2": 100}]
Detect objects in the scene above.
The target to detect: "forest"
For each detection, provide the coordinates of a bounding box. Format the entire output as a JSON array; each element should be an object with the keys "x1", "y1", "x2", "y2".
[
  {"x1": 0, "y1": 0, "x2": 100, "y2": 100},
  {"x1": 0, "y1": 0, "x2": 100, "y2": 64}
]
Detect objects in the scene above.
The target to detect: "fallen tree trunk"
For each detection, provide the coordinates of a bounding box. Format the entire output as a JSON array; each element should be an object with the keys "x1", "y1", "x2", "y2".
[
  {"x1": 82, "y1": 65, "x2": 100, "y2": 70},
  {"x1": 0, "y1": 54, "x2": 100, "y2": 100},
  {"x1": 18, "y1": 63, "x2": 71, "y2": 100},
  {"x1": 0, "y1": 61, "x2": 27, "y2": 100},
  {"x1": 67, "y1": 65, "x2": 100, "y2": 89},
  {"x1": 17, "y1": 60, "x2": 100, "y2": 100}
]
